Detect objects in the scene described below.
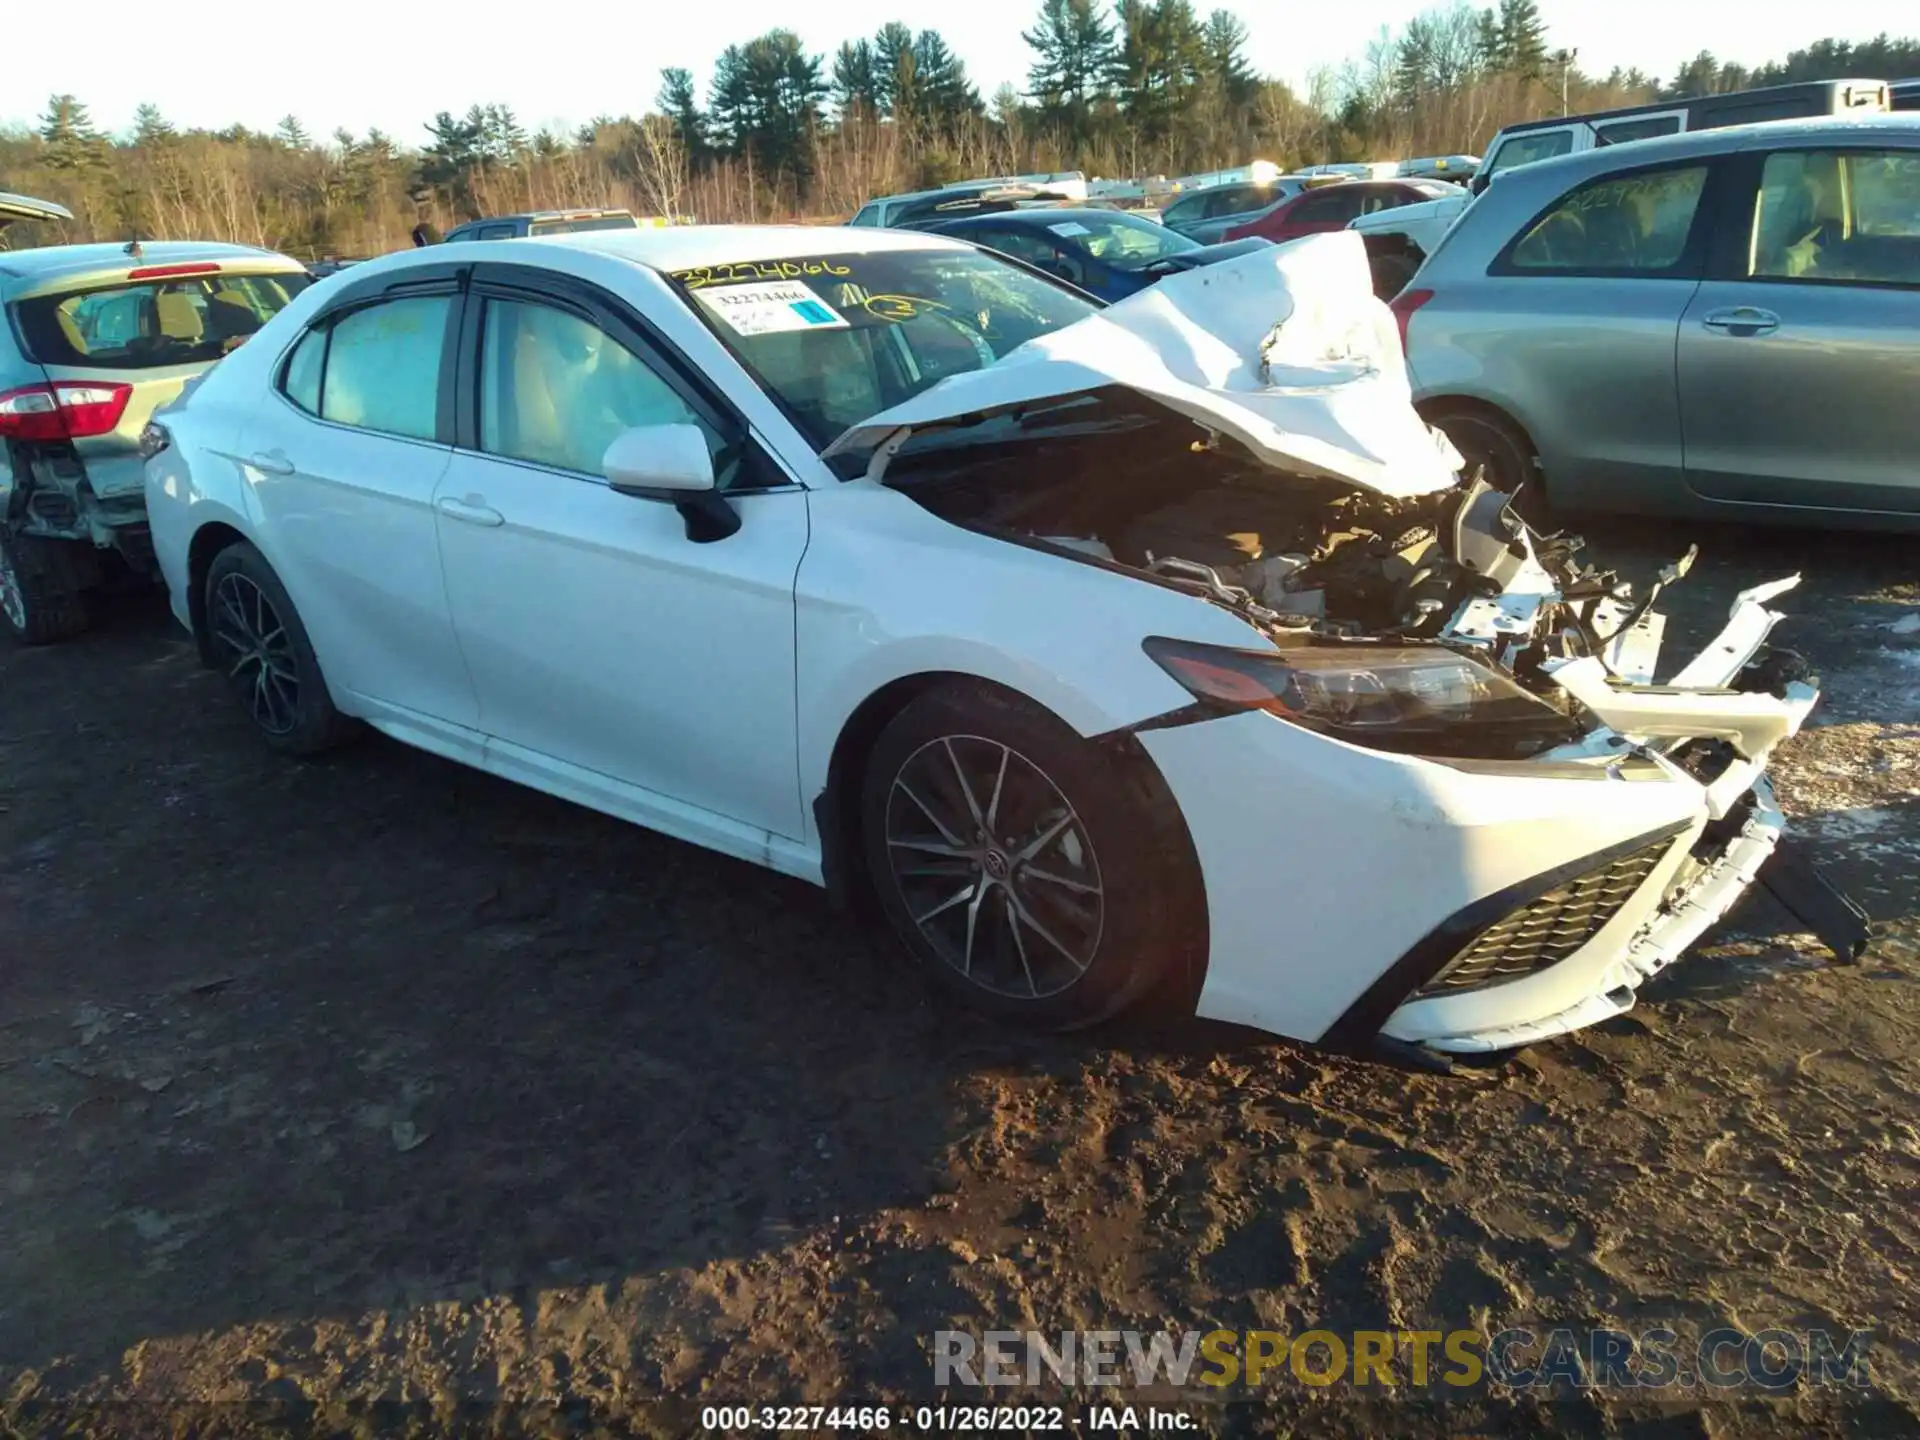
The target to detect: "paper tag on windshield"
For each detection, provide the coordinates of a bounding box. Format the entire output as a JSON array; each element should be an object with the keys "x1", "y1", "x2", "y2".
[
  {"x1": 1047, "y1": 221, "x2": 1091, "y2": 237},
  {"x1": 693, "y1": 281, "x2": 848, "y2": 336}
]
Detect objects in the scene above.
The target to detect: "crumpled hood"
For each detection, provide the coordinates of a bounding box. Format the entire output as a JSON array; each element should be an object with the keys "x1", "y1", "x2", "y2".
[{"x1": 823, "y1": 231, "x2": 1462, "y2": 499}]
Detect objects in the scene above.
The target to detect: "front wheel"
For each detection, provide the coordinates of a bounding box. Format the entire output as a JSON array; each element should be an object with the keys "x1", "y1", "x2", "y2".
[
  {"x1": 860, "y1": 681, "x2": 1203, "y2": 1031},
  {"x1": 204, "y1": 541, "x2": 355, "y2": 755}
]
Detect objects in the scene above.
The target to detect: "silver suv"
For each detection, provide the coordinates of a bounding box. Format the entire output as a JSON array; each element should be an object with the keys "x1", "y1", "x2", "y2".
[
  {"x1": 1395, "y1": 115, "x2": 1920, "y2": 528},
  {"x1": 0, "y1": 196, "x2": 310, "y2": 642}
]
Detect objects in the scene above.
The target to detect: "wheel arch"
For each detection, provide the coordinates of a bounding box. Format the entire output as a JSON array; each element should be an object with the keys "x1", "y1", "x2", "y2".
[
  {"x1": 185, "y1": 519, "x2": 252, "y2": 665},
  {"x1": 812, "y1": 668, "x2": 1211, "y2": 1013}
]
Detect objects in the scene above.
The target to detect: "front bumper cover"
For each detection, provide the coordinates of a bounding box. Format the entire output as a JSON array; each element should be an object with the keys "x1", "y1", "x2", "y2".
[{"x1": 1367, "y1": 574, "x2": 1869, "y2": 1057}]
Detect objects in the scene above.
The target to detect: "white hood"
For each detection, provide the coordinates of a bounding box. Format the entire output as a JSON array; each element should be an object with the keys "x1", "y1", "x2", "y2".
[{"x1": 823, "y1": 231, "x2": 1462, "y2": 499}]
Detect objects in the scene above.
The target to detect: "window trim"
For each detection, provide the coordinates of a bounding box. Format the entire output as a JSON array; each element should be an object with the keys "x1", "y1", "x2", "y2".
[
  {"x1": 272, "y1": 284, "x2": 463, "y2": 447},
  {"x1": 1488, "y1": 156, "x2": 1726, "y2": 282},
  {"x1": 1592, "y1": 108, "x2": 1688, "y2": 147},
  {"x1": 1705, "y1": 143, "x2": 1920, "y2": 293},
  {"x1": 455, "y1": 265, "x2": 798, "y2": 494}
]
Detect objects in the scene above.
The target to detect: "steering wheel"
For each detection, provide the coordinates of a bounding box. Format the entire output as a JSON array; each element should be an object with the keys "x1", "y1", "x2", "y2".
[{"x1": 908, "y1": 306, "x2": 999, "y2": 370}]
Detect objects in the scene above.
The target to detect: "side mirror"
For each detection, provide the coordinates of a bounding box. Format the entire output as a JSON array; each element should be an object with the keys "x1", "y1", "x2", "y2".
[
  {"x1": 603, "y1": 423, "x2": 715, "y2": 495},
  {"x1": 602, "y1": 423, "x2": 740, "y2": 544}
]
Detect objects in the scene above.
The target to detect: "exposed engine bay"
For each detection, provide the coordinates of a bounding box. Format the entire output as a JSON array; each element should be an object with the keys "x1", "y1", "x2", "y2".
[{"x1": 880, "y1": 392, "x2": 1677, "y2": 701}]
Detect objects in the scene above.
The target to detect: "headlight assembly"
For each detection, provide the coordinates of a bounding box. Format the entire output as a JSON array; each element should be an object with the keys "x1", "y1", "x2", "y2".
[{"x1": 1143, "y1": 636, "x2": 1583, "y2": 759}]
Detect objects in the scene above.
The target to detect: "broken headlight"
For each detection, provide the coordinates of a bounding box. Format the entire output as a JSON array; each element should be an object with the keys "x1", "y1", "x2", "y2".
[{"x1": 1143, "y1": 637, "x2": 1582, "y2": 759}]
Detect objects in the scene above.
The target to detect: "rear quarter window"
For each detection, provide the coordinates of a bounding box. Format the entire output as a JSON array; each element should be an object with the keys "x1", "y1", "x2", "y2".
[{"x1": 14, "y1": 272, "x2": 310, "y2": 370}]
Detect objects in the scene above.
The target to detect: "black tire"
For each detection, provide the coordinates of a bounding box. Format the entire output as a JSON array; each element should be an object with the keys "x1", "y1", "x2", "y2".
[
  {"x1": 203, "y1": 541, "x2": 355, "y2": 755},
  {"x1": 0, "y1": 531, "x2": 92, "y2": 646},
  {"x1": 860, "y1": 680, "x2": 1203, "y2": 1031},
  {"x1": 1428, "y1": 407, "x2": 1549, "y2": 524}
]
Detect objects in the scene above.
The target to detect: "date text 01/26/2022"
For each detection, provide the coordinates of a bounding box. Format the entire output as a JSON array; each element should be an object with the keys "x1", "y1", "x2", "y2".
[{"x1": 698, "y1": 1404, "x2": 1197, "y2": 1431}]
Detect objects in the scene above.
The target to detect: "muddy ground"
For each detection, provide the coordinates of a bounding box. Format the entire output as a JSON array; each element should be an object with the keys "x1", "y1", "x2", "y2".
[{"x1": 2, "y1": 518, "x2": 1917, "y2": 1439}]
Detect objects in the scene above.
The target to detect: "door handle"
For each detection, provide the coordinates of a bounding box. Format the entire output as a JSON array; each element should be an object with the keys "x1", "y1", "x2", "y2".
[
  {"x1": 247, "y1": 451, "x2": 295, "y2": 475},
  {"x1": 1700, "y1": 307, "x2": 1780, "y2": 336},
  {"x1": 435, "y1": 494, "x2": 505, "y2": 527}
]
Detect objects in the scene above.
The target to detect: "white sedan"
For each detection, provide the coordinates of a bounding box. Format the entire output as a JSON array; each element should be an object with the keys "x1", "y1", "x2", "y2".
[{"x1": 142, "y1": 225, "x2": 1860, "y2": 1064}]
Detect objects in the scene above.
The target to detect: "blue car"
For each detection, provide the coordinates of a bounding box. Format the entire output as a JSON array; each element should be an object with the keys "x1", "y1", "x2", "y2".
[{"x1": 919, "y1": 207, "x2": 1271, "y2": 302}]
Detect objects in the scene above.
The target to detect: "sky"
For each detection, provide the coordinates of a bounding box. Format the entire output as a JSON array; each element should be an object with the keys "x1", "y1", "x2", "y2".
[{"x1": 6, "y1": 0, "x2": 1912, "y2": 144}]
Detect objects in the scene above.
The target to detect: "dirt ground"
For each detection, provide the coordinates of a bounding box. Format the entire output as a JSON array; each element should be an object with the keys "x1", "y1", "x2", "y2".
[{"x1": 3, "y1": 516, "x2": 1918, "y2": 1439}]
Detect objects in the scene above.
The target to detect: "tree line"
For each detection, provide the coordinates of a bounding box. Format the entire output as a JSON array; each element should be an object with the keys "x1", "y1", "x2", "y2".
[{"x1": 3, "y1": 9, "x2": 1915, "y2": 259}]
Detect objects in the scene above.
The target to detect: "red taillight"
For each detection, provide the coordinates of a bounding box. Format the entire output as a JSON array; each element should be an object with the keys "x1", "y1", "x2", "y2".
[
  {"x1": 126, "y1": 262, "x2": 222, "y2": 280},
  {"x1": 1389, "y1": 287, "x2": 1435, "y2": 355},
  {"x1": 0, "y1": 382, "x2": 135, "y2": 442}
]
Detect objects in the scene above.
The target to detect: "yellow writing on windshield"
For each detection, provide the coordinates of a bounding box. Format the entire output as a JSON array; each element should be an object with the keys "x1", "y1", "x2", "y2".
[{"x1": 672, "y1": 259, "x2": 852, "y2": 290}]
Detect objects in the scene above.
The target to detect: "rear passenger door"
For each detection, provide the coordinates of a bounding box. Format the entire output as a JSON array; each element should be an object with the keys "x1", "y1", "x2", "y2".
[
  {"x1": 240, "y1": 271, "x2": 480, "y2": 736},
  {"x1": 1677, "y1": 144, "x2": 1920, "y2": 513}
]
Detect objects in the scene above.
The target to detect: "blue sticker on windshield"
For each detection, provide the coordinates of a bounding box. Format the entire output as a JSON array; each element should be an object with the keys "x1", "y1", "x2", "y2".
[{"x1": 791, "y1": 299, "x2": 838, "y2": 325}]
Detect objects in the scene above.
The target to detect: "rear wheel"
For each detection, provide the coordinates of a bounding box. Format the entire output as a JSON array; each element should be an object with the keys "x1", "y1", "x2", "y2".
[
  {"x1": 0, "y1": 532, "x2": 92, "y2": 646},
  {"x1": 860, "y1": 681, "x2": 1202, "y2": 1031},
  {"x1": 204, "y1": 541, "x2": 355, "y2": 755}
]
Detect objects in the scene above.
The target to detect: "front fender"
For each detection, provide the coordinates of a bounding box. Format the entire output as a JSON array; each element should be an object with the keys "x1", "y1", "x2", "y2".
[{"x1": 793, "y1": 483, "x2": 1263, "y2": 812}]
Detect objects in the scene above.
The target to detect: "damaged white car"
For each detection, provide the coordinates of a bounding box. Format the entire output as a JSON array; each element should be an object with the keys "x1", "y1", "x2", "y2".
[{"x1": 142, "y1": 225, "x2": 1868, "y2": 1067}]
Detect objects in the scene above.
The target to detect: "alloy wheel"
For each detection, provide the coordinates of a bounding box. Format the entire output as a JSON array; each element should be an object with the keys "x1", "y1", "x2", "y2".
[
  {"x1": 210, "y1": 571, "x2": 300, "y2": 735},
  {"x1": 884, "y1": 735, "x2": 1105, "y2": 999},
  {"x1": 0, "y1": 541, "x2": 23, "y2": 631}
]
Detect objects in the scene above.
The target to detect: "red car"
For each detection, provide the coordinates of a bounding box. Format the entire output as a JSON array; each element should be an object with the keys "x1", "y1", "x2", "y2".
[{"x1": 1221, "y1": 179, "x2": 1458, "y2": 245}]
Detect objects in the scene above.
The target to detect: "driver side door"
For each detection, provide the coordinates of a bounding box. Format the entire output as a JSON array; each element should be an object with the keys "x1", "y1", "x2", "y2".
[{"x1": 432, "y1": 266, "x2": 812, "y2": 841}]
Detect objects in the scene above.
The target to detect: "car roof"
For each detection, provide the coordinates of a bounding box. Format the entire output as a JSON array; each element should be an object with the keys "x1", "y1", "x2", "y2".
[
  {"x1": 929, "y1": 206, "x2": 1130, "y2": 231},
  {"x1": 1487, "y1": 112, "x2": 1920, "y2": 193},
  {"x1": 1494, "y1": 79, "x2": 1891, "y2": 135},
  {"x1": 380, "y1": 224, "x2": 976, "y2": 275},
  {"x1": 0, "y1": 240, "x2": 303, "y2": 293},
  {"x1": 456, "y1": 209, "x2": 632, "y2": 224}
]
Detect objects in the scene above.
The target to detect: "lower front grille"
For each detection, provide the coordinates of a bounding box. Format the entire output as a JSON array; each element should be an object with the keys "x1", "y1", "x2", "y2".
[{"x1": 1418, "y1": 833, "x2": 1678, "y2": 996}]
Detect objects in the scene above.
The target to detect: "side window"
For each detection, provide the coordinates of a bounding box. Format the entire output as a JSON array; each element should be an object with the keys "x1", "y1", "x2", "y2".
[
  {"x1": 1507, "y1": 165, "x2": 1709, "y2": 273},
  {"x1": 1750, "y1": 149, "x2": 1920, "y2": 286},
  {"x1": 1486, "y1": 128, "x2": 1576, "y2": 179},
  {"x1": 849, "y1": 204, "x2": 879, "y2": 227},
  {"x1": 1595, "y1": 114, "x2": 1683, "y2": 146},
  {"x1": 281, "y1": 325, "x2": 326, "y2": 414},
  {"x1": 1160, "y1": 194, "x2": 1203, "y2": 225},
  {"x1": 1205, "y1": 186, "x2": 1254, "y2": 217},
  {"x1": 1294, "y1": 189, "x2": 1363, "y2": 225},
  {"x1": 475, "y1": 224, "x2": 516, "y2": 240},
  {"x1": 319, "y1": 295, "x2": 450, "y2": 441},
  {"x1": 477, "y1": 298, "x2": 772, "y2": 489},
  {"x1": 969, "y1": 226, "x2": 1060, "y2": 268}
]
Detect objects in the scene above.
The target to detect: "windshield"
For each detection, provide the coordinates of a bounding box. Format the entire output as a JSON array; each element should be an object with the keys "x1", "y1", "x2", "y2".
[
  {"x1": 667, "y1": 249, "x2": 1099, "y2": 451},
  {"x1": 1043, "y1": 211, "x2": 1201, "y2": 270},
  {"x1": 14, "y1": 271, "x2": 311, "y2": 370}
]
